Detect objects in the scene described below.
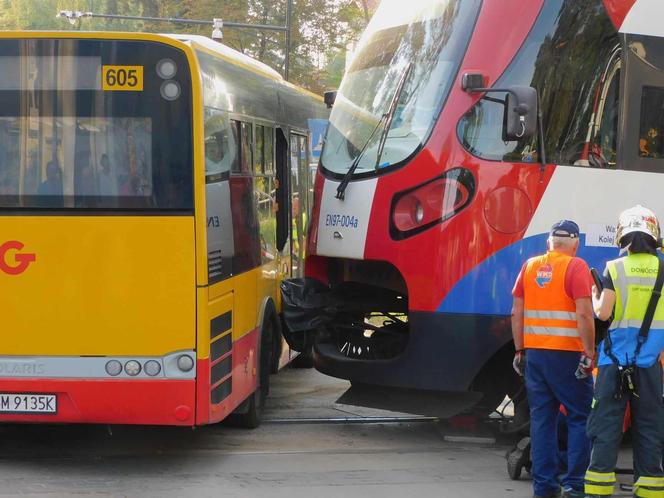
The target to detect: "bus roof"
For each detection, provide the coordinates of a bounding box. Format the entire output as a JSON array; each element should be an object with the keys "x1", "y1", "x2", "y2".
[{"x1": 164, "y1": 34, "x2": 284, "y2": 82}]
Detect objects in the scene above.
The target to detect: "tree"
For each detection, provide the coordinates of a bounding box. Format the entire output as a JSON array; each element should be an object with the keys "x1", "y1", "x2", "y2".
[{"x1": 0, "y1": 0, "x2": 377, "y2": 93}]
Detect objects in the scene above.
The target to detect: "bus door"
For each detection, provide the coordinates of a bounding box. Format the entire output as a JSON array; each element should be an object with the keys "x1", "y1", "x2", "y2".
[{"x1": 289, "y1": 132, "x2": 310, "y2": 278}]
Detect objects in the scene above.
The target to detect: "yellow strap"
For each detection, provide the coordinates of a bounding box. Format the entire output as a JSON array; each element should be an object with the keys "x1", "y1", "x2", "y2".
[
  {"x1": 634, "y1": 486, "x2": 664, "y2": 498},
  {"x1": 586, "y1": 470, "x2": 617, "y2": 483},
  {"x1": 585, "y1": 483, "x2": 615, "y2": 495}
]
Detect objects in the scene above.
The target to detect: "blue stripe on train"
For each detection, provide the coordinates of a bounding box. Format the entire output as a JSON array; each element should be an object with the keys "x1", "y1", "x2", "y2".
[{"x1": 437, "y1": 234, "x2": 619, "y2": 315}]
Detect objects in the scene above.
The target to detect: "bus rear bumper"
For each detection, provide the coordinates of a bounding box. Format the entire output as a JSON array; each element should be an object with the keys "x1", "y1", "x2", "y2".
[{"x1": 0, "y1": 378, "x2": 196, "y2": 426}]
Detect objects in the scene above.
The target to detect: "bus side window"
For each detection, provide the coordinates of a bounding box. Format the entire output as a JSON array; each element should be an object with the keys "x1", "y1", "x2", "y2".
[
  {"x1": 204, "y1": 110, "x2": 238, "y2": 182},
  {"x1": 240, "y1": 121, "x2": 253, "y2": 175},
  {"x1": 255, "y1": 125, "x2": 264, "y2": 175},
  {"x1": 264, "y1": 126, "x2": 274, "y2": 175}
]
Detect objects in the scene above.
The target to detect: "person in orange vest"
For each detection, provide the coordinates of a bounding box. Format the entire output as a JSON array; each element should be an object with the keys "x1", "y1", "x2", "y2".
[{"x1": 511, "y1": 220, "x2": 596, "y2": 498}]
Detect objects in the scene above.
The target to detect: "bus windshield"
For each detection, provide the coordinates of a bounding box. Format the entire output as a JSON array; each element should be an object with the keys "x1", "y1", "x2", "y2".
[
  {"x1": 321, "y1": 0, "x2": 480, "y2": 177},
  {"x1": 0, "y1": 39, "x2": 193, "y2": 210}
]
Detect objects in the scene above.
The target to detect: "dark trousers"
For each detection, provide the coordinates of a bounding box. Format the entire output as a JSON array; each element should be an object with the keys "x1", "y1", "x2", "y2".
[
  {"x1": 525, "y1": 349, "x2": 593, "y2": 495},
  {"x1": 585, "y1": 363, "x2": 664, "y2": 496}
]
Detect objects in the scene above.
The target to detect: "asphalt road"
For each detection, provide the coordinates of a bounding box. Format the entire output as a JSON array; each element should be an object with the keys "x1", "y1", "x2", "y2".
[{"x1": 0, "y1": 369, "x2": 632, "y2": 497}]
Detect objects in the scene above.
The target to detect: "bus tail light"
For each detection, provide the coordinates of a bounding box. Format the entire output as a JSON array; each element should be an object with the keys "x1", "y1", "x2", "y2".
[{"x1": 390, "y1": 168, "x2": 475, "y2": 239}]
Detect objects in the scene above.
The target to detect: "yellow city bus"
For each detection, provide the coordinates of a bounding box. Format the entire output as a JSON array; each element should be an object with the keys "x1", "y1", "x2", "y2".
[{"x1": 0, "y1": 31, "x2": 327, "y2": 426}]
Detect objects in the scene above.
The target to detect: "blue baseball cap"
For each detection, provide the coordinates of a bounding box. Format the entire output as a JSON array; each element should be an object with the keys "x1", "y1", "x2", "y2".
[{"x1": 550, "y1": 220, "x2": 580, "y2": 238}]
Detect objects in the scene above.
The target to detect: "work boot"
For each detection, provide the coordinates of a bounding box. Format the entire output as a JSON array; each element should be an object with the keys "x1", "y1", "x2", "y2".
[{"x1": 561, "y1": 486, "x2": 584, "y2": 498}]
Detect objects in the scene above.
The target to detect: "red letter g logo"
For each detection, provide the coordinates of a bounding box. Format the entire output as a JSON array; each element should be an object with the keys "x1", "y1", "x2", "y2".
[{"x1": 0, "y1": 241, "x2": 36, "y2": 275}]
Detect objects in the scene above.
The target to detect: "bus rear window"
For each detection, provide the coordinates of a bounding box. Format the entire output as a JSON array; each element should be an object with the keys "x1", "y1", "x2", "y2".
[
  {"x1": 0, "y1": 38, "x2": 193, "y2": 211},
  {"x1": 0, "y1": 117, "x2": 154, "y2": 208}
]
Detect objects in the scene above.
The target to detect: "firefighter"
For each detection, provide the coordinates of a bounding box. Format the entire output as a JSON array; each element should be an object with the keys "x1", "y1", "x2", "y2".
[
  {"x1": 585, "y1": 205, "x2": 664, "y2": 498},
  {"x1": 512, "y1": 220, "x2": 596, "y2": 498}
]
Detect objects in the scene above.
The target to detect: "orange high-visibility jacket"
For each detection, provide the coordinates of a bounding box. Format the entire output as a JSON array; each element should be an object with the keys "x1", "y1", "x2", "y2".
[{"x1": 523, "y1": 251, "x2": 583, "y2": 352}]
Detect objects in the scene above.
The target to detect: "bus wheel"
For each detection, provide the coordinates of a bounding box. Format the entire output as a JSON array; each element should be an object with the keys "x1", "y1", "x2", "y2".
[{"x1": 226, "y1": 312, "x2": 275, "y2": 429}]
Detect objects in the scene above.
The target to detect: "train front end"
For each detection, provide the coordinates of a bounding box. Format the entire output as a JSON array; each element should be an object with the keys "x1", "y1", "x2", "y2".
[{"x1": 283, "y1": 0, "x2": 639, "y2": 414}]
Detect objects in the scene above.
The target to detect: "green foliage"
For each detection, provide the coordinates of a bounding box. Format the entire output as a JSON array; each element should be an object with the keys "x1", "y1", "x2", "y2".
[{"x1": 0, "y1": 0, "x2": 377, "y2": 93}]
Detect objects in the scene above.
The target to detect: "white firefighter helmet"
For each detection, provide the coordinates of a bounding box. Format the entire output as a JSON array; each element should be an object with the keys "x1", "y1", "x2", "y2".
[{"x1": 616, "y1": 205, "x2": 660, "y2": 245}]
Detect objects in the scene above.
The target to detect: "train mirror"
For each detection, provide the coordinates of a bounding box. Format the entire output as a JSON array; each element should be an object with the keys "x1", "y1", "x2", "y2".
[
  {"x1": 324, "y1": 90, "x2": 337, "y2": 109},
  {"x1": 461, "y1": 72, "x2": 486, "y2": 91},
  {"x1": 503, "y1": 85, "x2": 538, "y2": 141}
]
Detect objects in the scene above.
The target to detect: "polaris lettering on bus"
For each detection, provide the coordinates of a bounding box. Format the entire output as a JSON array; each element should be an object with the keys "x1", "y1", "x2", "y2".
[
  {"x1": 325, "y1": 213, "x2": 359, "y2": 229},
  {"x1": 0, "y1": 362, "x2": 45, "y2": 375}
]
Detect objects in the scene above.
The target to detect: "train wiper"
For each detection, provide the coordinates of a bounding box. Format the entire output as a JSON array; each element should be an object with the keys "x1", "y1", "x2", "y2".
[
  {"x1": 335, "y1": 63, "x2": 413, "y2": 201},
  {"x1": 335, "y1": 112, "x2": 388, "y2": 200},
  {"x1": 373, "y1": 62, "x2": 413, "y2": 170}
]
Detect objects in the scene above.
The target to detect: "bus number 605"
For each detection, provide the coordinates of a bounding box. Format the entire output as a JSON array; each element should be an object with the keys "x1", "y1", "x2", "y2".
[
  {"x1": 102, "y1": 65, "x2": 143, "y2": 91},
  {"x1": 105, "y1": 68, "x2": 138, "y2": 87}
]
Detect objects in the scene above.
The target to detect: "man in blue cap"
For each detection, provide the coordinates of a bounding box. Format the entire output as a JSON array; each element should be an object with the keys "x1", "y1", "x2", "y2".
[{"x1": 512, "y1": 220, "x2": 596, "y2": 498}]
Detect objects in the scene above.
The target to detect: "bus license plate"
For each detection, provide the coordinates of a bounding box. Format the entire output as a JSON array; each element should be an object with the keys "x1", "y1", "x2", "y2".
[{"x1": 0, "y1": 394, "x2": 57, "y2": 414}]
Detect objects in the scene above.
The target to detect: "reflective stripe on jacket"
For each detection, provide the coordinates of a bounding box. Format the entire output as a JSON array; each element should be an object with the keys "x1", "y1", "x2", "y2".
[
  {"x1": 598, "y1": 253, "x2": 664, "y2": 367},
  {"x1": 523, "y1": 251, "x2": 583, "y2": 352}
]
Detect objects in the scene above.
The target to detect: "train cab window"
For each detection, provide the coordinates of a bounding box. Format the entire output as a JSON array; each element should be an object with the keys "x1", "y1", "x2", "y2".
[
  {"x1": 638, "y1": 87, "x2": 664, "y2": 159},
  {"x1": 457, "y1": 0, "x2": 620, "y2": 167},
  {"x1": 204, "y1": 109, "x2": 238, "y2": 182}
]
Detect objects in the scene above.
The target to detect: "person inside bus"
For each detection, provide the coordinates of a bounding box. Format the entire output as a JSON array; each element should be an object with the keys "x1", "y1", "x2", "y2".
[
  {"x1": 37, "y1": 159, "x2": 63, "y2": 207},
  {"x1": 511, "y1": 220, "x2": 595, "y2": 498},
  {"x1": 98, "y1": 153, "x2": 116, "y2": 196}
]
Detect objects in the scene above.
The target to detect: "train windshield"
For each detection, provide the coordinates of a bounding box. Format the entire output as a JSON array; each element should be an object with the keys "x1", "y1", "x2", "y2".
[{"x1": 321, "y1": 0, "x2": 480, "y2": 177}]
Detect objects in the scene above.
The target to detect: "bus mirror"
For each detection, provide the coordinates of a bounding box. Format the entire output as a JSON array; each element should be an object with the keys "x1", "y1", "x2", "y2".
[
  {"x1": 503, "y1": 86, "x2": 538, "y2": 141},
  {"x1": 324, "y1": 90, "x2": 337, "y2": 109}
]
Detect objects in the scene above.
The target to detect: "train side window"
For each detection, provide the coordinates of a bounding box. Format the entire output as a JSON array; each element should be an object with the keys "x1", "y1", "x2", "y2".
[
  {"x1": 619, "y1": 34, "x2": 664, "y2": 172},
  {"x1": 638, "y1": 87, "x2": 664, "y2": 159},
  {"x1": 592, "y1": 65, "x2": 620, "y2": 168},
  {"x1": 457, "y1": 0, "x2": 620, "y2": 167}
]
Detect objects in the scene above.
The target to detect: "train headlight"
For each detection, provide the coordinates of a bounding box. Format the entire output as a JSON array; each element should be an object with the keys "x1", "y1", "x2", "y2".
[
  {"x1": 177, "y1": 354, "x2": 194, "y2": 372},
  {"x1": 105, "y1": 360, "x2": 122, "y2": 376},
  {"x1": 414, "y1": 200, "x2": 424, "y2": 224},
  {"x1": 390, "y1": 168, "x2": 475, "y2": 239},
  {"x1": 144, "y1": 360, "x2": 162, "y2": 377},
  {"x1": 160, "y1": 80, "x2": 181, "y2": 101},
  {"x1": 124, "y1": 360, "x2": 142, "y2": 376},
  {"x1": 156, "y1": 58, "x2": 177, "y2": 79}
]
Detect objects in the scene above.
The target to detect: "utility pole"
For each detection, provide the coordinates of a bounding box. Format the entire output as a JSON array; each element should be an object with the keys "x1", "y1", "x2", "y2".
[
  {"x1": 58, "y1": 5, "x2": 294, "y2": 81},
  {"x1": 285, "y1": 0, "x2": 293, "y2": 82}
]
